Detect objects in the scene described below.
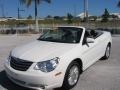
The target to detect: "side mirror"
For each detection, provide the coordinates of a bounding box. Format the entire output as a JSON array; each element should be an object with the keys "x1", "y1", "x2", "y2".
[{"x1": 86, "y1": 38, "x2": 95, "y2": 43}]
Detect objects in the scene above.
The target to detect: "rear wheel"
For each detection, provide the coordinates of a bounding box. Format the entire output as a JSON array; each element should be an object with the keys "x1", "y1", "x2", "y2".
[
  {"x1": 62, "y1": 61, "x2": 81, "y2": 89},
  {"x1": 101, "y1": 44, "x2": 111, "y2": 60}
]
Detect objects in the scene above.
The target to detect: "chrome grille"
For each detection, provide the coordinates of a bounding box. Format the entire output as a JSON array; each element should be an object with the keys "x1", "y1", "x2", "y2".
[{"x1": 10, "y1": 56, "x2": 33, "y2": 71}]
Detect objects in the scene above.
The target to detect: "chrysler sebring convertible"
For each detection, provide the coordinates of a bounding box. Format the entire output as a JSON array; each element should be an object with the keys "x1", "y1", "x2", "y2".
[{"x1": 5, "y1": 26, "x2": 112, "y2": 90}]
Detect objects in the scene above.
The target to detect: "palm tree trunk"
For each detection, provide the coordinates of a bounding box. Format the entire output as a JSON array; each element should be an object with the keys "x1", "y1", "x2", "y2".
[
  {"x1": 84, "y1": 0, "x2": 88, "y2": 22},
  {"x1": 35, "y1": 0, "x2": 39, "y2": 32}
]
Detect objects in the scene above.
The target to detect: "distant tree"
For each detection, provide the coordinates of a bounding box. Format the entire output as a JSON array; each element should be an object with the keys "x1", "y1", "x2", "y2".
[
  {"x1": 67, "y1": 13, "x2": 73, "y2": 24},
  {"x1": 46, "y1": 15, "x2": 52, "y2": 18},
  {"x1": 117, "y1": 1, "x2": 120, "y2": 8},
  {"x1": 54, "y1": 16, "x2": 61, "y2": 20},
  {"x1": 27, "y1": 15, "x2": 32, "y2": 19},
  {"x1": 101, "y1": 8, "x2": 110, "y2": 22}
]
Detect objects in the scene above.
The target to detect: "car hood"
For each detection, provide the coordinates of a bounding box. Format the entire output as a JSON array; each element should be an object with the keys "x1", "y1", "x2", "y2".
[{"x1": 11, "y1": 40, "x2": 77, "y2": 62}]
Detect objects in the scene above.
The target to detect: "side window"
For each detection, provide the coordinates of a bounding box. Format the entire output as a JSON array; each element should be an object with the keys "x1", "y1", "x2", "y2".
[{"x1": 90, "y1": 30, "x2": 98, "y2": 39}]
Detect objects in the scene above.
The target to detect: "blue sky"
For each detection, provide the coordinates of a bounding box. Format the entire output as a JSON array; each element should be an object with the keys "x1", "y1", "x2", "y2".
[{"x1": 0, "y1": 0, "x2": 119, "y2": 18}]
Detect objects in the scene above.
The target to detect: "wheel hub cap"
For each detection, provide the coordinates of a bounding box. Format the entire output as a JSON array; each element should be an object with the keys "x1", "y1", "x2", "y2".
[{"x1": 68, "y1": 66, "x2": 79, "y2": 86}]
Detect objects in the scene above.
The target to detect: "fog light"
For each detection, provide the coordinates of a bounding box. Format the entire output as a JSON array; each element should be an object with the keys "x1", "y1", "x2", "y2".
[{"x1": 27, "y1": 83, "x2": 46, "y2": 89}]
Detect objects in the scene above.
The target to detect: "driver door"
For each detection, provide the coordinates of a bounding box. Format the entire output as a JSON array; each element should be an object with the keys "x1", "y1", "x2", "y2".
[{"x1": 81, "y1": 31, "x2": 98, "y2": 70}]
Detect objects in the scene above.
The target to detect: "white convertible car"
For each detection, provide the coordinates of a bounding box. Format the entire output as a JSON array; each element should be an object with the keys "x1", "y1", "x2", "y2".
[{"x1": 5, "y1": 26, "x2": 112, "y2": 90}]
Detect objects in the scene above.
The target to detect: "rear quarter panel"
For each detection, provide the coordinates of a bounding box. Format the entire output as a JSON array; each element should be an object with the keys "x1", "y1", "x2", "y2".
[{"x1": 99, "y1": 31, "x2": 112, "y2": 56}]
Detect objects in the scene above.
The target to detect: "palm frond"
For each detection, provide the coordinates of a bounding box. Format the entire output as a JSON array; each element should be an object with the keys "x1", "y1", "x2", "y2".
[
  {"x1": 20, "y1": 0, "x2": 26, "y2": 4},
  {"x1": 117, "y1": 1, "x2": 120, "y2": 8},
  {"x1": 36, "y1": 0, "x2": 41, "y2": 5},
  {"x1": 43, "y1": 0, "x2": 51, "y2": 3},
  {"x1": 20, "y1": 0, "x2": 32, "y2": 7},
  {"x1": 20, "y1": 0, "x2": 51, "y2": 7}
]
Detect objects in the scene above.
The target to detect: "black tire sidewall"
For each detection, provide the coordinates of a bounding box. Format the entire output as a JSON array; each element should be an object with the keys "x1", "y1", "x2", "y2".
[
  {"x1": 101, "y1": 44, "x2": 111, "y2": 60},
  {"x1": 105, "y1": 45, "x2": 111, "y2": 59},
  {"x1": 62, "y1": 61, "x2": 81, "y2": 89}
]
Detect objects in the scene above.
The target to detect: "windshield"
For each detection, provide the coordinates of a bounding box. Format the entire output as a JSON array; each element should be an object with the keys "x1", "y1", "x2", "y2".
[{"x1": 38, "y1": 27, "x2": 83, "y2": 43}]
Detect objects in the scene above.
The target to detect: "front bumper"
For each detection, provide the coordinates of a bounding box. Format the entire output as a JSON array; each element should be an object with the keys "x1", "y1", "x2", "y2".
[{"x1": 4, "y1": 60, "x2": 64, "y2": 90}]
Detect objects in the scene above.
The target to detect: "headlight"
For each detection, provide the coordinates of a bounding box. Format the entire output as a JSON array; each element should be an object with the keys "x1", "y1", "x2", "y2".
[{"x1": 34, "y1": 57, "x2": 60, "y2": 72}]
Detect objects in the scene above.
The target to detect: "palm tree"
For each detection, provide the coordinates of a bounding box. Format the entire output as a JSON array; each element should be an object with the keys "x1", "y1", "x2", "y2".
[
  {"x1": 20, "y1": 0, "x2": 51, "y2": 32},
  {"x1": 117, "y1": 1, "x2": 120, "y2": 8}
]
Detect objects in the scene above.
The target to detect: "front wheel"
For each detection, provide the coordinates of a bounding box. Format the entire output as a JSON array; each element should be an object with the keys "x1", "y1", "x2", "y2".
[{"x1": 62, "y1": 61, "x2": 81, "y2": 89}]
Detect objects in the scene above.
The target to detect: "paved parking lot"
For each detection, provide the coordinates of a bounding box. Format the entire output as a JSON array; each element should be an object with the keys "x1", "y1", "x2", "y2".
[{"x1": 0, "y1": 34, "x2": 120, "y2": 90}]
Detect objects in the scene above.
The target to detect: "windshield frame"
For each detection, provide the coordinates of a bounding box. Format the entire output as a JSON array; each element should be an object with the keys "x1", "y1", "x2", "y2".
[{"x1": 38, "y1": 27, "x2": 83, "y2": 44}]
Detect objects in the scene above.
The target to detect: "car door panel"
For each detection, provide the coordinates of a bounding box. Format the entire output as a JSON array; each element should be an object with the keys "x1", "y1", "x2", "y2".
[{"x1": 81, "y1": 40, "x2": 99, "y2": 70}]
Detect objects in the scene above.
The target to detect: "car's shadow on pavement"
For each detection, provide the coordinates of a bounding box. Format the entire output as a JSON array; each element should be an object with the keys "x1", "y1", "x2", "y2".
[
  {"x1": 0, "y1": 70, "x2": 66, "y2": 90},
  {"x1": 54, "y1": 88, "x2": 68, "y2": 90},
  {"x1": 0, "y1": 70, "x2": 32, "y2": 90}
]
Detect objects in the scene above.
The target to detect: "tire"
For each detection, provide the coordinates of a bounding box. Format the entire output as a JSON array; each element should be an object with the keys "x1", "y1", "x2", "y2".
[
  {"x1": 101, "y1": 44, "x2": 111, "y2": 60},
  {"x1": 62, "y1": 61, "x2": 81, "y2": 89}
]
